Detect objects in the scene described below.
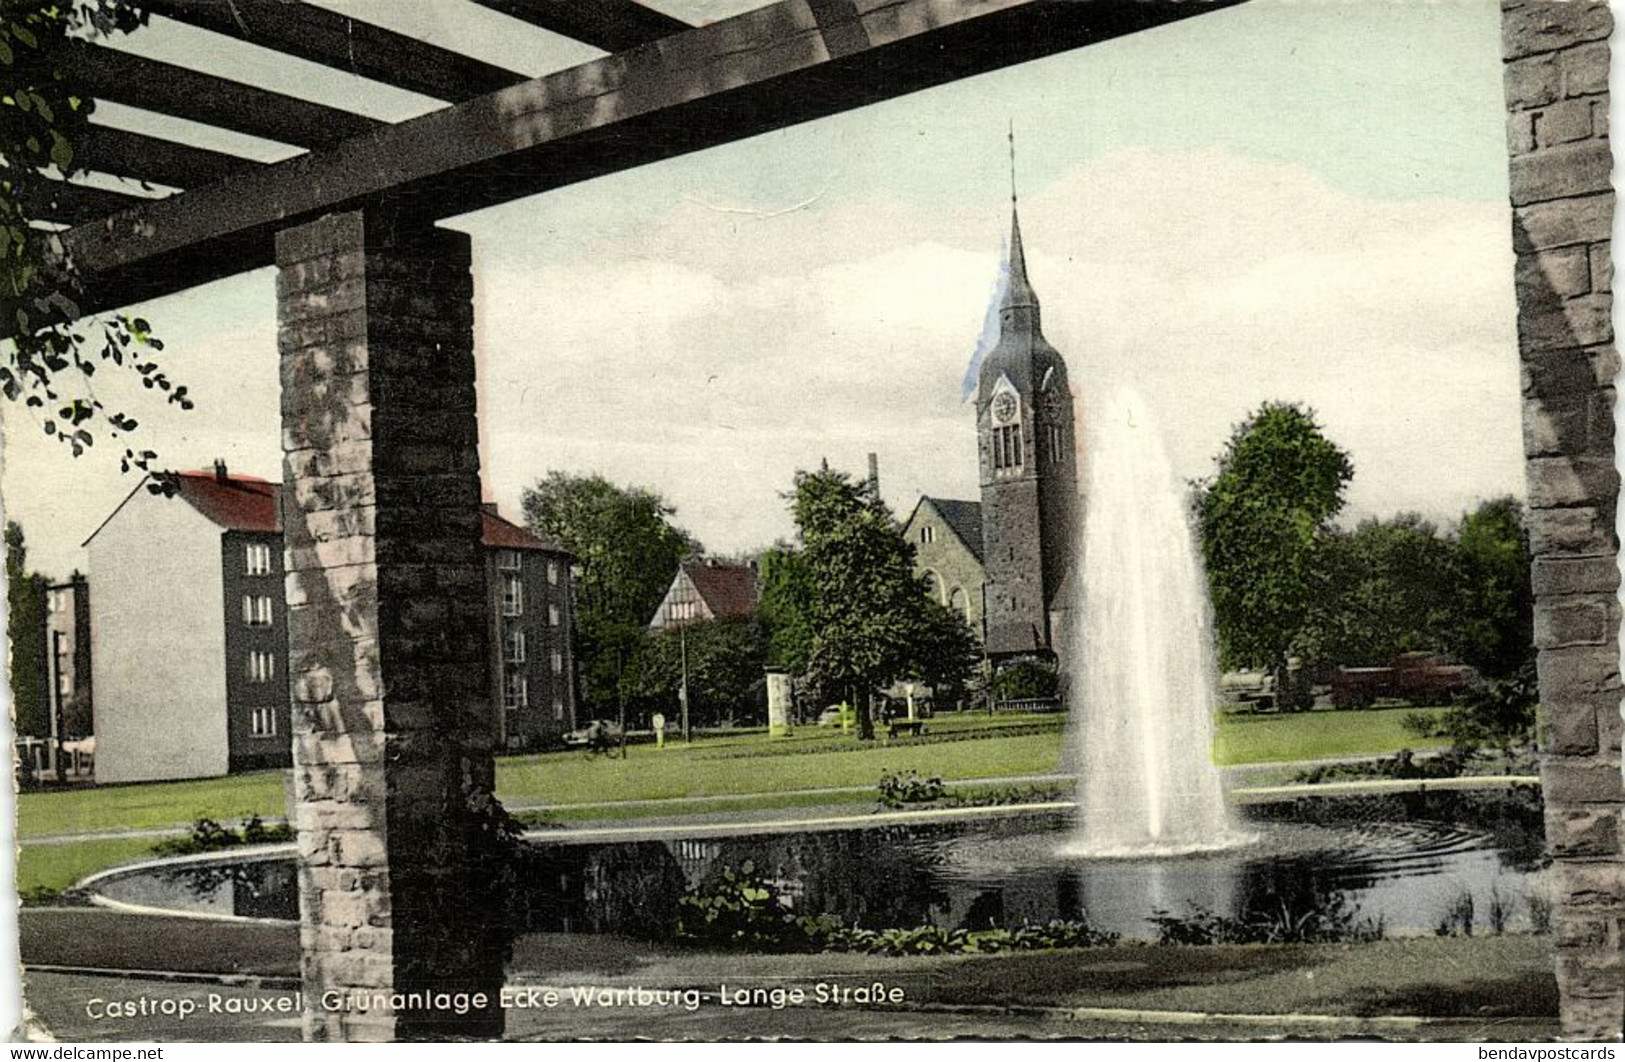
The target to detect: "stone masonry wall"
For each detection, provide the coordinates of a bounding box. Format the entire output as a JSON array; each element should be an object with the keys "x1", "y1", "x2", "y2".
[
  {"x1": 1502, "y1": 1, "x2": 1623, "y2": 1040},
  {"x1": 277, "y1": 210, "x2": 503, "y2": 1041}
]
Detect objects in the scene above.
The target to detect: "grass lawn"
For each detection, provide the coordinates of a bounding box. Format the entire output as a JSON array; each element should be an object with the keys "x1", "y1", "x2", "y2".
[
  {"x1": 20, "y1": 706, "x2": 1458, "y2": 838},
  {"x1": 1212, "y1": 704, "x2": 1452, "y2": 766},
  {"x1": 18, "y1": 837, "x2": 165, "y2": 898}
]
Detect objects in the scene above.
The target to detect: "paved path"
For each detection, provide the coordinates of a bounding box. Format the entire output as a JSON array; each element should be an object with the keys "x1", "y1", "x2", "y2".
[{"x1": 18, "y1": 918, "x2": 1561, "y2": 1043}]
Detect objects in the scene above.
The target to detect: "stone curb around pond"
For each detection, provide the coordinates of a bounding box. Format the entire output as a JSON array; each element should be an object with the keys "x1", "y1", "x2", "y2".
[
  {"x1": 68, "y1": 775, "x2": 1545, "y2": 909},
  {"x1": 76, "y1": 844, "x2": 299, "y2": 927}
]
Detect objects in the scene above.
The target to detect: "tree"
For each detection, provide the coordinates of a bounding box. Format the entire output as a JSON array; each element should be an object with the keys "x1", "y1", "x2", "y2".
[
  {"x1": 1197, "y1": 402, "x2": 1353, "y2": 697},
  {"x1": 904, "y1": 597, "x2": 980, "y2": 708},
  {"x1": 637, "y1": 618, "x2": 766, "y2": 728},
  {"x1": 1301, "y1": 514, "x2": 1463, "y2": 669},
  {"x1": 3, "y1": 2, "x2": 185, "y2": 473},
  {"x1": 6, "y1": 522, "x2": 49, "y2": 740},
  {"x1": 790, "y1": 465, "x2": 946, "y2": 740},
  {"x1": 1452, "y1": 497, "x2": 1534, "y2": 680},
  {"x1": 757, "y1": 545, "x2": 814, "y2": 673},
  {"x1": 521, "y1": 473, "x2": 699, "y2": 713}
]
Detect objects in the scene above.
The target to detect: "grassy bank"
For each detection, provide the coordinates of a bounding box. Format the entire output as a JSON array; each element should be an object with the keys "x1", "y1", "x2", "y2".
[
  {"x1": 1212, "y1": 704, "x2": 1452, "y2": 766},
  {"x1": 20, "y1": 706, "x2": 1457, "y2": 838}
]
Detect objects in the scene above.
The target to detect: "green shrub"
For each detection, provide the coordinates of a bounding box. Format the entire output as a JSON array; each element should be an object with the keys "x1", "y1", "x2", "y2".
[
  {"x1": 152, "y1": 815, "x2": 292, "y2": 856},
  {"x1": 877, "y1": 770, "x2": 946, "y2": 808},
  {"x1": 677, "y1": 864, "x2": 1118, "y2": 955},
  {"x1": 677, "y1": 861, "x2": 803, "y2": 950},
  {"x1": 992, "y1": 660, "x2": 1059, "y2": 701},
  {"x1": 1150, "y1": 893, "x2": 1383, "y2": 946}
]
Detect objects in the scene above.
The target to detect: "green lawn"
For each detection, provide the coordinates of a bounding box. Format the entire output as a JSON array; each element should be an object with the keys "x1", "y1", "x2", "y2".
[
  {"x1": 19, "y1": 707, "x2": 1458, "y2": 839},
  {"x1": 1212, "y1": 705, "x2": 1453, "y2": 766},
  {"x1": 18, "y1": 836, "x2": 164, "y2": 898}
]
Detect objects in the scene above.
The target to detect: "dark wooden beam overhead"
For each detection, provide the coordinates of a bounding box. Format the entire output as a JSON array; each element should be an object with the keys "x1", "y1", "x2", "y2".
[
  {"x1": 468, "y1": 0, "x2": 691, "y2": 52},
  {"x1": 77, "y1": 126, "x2": 260, "y2": 189},
  {"x1": 13, "y1": 177, "x2": 160, "y2": 227},
  {"x1": 64, "y1": 0, "x2": 1242, "y2": 313},
  {"x1": 142, "y1": 0, "x2": 528, "y2": 103},
  {"x1": 72, "y1": 42, "x2": 385, "y2": 149}
]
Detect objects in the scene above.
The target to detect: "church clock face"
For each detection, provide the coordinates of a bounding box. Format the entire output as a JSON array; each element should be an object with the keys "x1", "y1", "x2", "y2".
[{"x1": 992, "y1": 392, "x2": 1018, "y2": 425}]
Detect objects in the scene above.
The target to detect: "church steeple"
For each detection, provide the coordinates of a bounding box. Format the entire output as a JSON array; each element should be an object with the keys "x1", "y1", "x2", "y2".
[
  {"x1": 974, "y1": 124, "x2": 1076, "y2": 661},
  {"x1": 1003, "y1": 202, "x2": 1040, "y2": 314},
  {"x1": 1001, "y1": 125, "x2": 1039, "y2": 318}
]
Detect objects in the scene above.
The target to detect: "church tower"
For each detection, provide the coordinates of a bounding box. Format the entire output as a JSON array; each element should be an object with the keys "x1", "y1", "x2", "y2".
[{"x1": 976, "y1": 183, "x2": 1077, "y2": 659}]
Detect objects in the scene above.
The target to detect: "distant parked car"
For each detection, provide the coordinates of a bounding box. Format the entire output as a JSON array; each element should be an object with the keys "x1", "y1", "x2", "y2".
[{"x1": 1332, "y1": 653, "x2": 1482, "y2": 708}]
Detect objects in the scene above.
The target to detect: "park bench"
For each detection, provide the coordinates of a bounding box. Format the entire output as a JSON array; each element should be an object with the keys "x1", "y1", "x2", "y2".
[{"x1": 887, "y1": 719, "x2": 927, "y2": 738}]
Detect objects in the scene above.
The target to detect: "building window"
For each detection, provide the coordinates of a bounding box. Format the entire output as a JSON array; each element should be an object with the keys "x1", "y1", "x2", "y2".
[
  {"x1": 919, "y1": 526, "x2": 935, "y2": 544},
  {"x1": 504, "y1": 670, "x2": 528, "y2": 710},
  {"x1": 994, "y1": 424, "x2": 1023, "y2": 470},
  {"x1": 502, "y1": 573, "x2": 523, "y2": 617},
  {"x1": 548, "y1": 603, "x2": 560, "y2": 627},
  {"x1": 950, "y1": 587, "x2": 970, "y2": 621},
  {"x1": 551, "y1": 649, "x2": 564, "y2": 675},
  {"x1": 922, "y1": 571, "x2": 940, "y2": 601},
  {"x1": 243, "y1": 595, "x2": 273, "y2": 627},
  {"x1": 497, "y1": 549, "x2": 522, "y2": 571},
  {"x1": 245, "y1": 542, "x2": 273, "y2": 576},
  {"x1": 669, "y1": 599, "x2": 698, "y2": 624},
  {"x1": 547, "y1": 560, "x2": 559, "y2": 585},
  {"x1": 247, "y1": 650, "x2": 277, "y2": 684},
  {"x1": 552, "y1": 696, "x2": 564, "y2": 721},
  {"x1": 504, "y1": 629, "x2": 526, "y2": 664},
  {"x1": 250, "y1": 706, "x2": 277, "y2": 738},
  {"x1": 1045, "y1": 424, "x2": 1065, "y2": 464}
]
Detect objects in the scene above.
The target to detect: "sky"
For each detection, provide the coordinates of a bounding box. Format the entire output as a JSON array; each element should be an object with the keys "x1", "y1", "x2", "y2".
[{"x1": 0, "y1": 0, "x2": 1528, "y2": 578}]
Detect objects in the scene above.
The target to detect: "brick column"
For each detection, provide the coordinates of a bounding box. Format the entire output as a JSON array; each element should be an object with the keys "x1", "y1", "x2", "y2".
[
  {"x1": 1501, "y1": 1, "x2": 1623, "y2": 1041},
  {"x1": 276, "y1": 210, "x2": 504, "y2": 1041}
]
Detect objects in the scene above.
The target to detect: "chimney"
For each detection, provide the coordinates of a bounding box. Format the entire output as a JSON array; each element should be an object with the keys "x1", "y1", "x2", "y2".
[
  {"x1": 866, "y1": 452, "x2": 880, "y2": 496},
  {"x1": 213, "y1": 458, "x2": 228, "y2": 483}
]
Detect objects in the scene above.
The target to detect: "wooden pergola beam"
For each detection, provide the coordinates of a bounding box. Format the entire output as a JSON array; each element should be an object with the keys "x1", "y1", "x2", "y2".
[
  {"x1": 468, "y1": 0, "x2": 691, "y2": 53},
  {"x1": 13, "y1": 177, "x2": 161, "y2": 227},
  {"x1": 142, "y1": 0, "x2": 528, "y2": 102},
  {"x1": 72, "y1": 42, "x2": 385, "y2": 149},
  {"x1": 77, "y1": 125, "x2": 261, "y2": 189},
  {"x1": 64, "y1": 0, "x2": 1239, "y2": 314}
]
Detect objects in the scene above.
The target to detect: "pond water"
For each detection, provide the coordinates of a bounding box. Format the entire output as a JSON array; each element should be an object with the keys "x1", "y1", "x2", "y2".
[{"x1": 92, "y1": 792, "x2": 1548, "y2": 941}]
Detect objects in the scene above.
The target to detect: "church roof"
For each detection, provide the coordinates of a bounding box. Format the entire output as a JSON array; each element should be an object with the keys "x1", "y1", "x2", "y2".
[
  {"x1": 923, "y1": 497, "x2": 984, "y2": 563},
  {"x1": 977, "y1": 200, "x2": 1067, "y2": 405}
]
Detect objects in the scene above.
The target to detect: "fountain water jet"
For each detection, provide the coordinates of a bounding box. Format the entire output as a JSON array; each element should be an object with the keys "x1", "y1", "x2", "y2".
[{"x1": 1061, "y1": 387, "x2": 1255, "y2": 858}]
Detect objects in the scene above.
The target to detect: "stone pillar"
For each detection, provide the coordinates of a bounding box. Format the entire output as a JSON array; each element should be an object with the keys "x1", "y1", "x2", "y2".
[
  {"x1": 766, "y1": 669, "x2": 792, "y2": 737},
  {"x1": 277, "y1": 209, "x2": 504, "y2": 1041},
  {"x1": 1501, "y1": 1, "x2": 1623, "y2": 1040}
]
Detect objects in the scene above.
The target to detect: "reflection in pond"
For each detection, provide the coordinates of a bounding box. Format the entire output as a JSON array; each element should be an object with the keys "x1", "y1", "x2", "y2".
[{"x1": 94, "y1": 792, "x2": 1549, "y2": 944}]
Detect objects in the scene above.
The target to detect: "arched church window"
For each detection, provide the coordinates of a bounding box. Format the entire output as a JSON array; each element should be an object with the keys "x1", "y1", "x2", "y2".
[
  {"x1": 950, "y1": 587, "x2": 969, "y2": 620},
  {"x1": 994, "y1": 425, "x2": 1023, "y2": 470}
]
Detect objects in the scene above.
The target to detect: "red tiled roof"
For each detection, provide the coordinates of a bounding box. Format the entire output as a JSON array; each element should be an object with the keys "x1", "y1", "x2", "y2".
[
  {"x1": 169, "y1": 471, "x2": 278, "y2": 533},
  {"x1": 685, "y1": 561, "x2": 758, "y2": 621},
  {"x1": 164, "y1": 471, "x2": 564, "y2": 552},
  {"x1": 480, "y1": 510, "x2": 565, "y2": 553}
]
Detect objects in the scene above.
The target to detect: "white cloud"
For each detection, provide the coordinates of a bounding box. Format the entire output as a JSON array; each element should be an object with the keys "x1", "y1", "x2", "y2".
[{"x1": 473, "y1": 146, "x2": 1523, "y2": 554}]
